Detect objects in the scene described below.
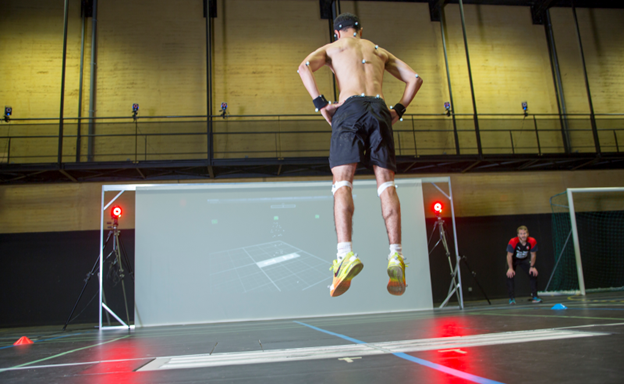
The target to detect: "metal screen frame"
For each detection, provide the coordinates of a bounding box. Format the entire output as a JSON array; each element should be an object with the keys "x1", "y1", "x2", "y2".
[{"x1": 98, "y1": 177, "x2": 461, "y2": 330}]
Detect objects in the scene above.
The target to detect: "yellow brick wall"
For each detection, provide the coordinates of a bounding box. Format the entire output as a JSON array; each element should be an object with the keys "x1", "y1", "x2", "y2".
[
  {"x1": 550, "y1": 7, "x2": 624, "y2": 115},
  {"x1": 0, "y1": 0, "x2": 85, "y2": 118},
  {"x1": 1, "y1": 1, "x2": 622, "y2": 160}
]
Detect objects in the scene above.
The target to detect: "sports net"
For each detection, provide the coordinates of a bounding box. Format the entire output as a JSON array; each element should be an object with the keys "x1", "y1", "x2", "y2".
[{"x1": 548, "y1": 189, "x2": 624, "y2": 293}]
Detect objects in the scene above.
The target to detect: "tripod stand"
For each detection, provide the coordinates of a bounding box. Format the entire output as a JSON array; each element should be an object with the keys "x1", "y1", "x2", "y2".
[
  {"x1": 62, "y1": 217, "x2": 133, "y2": 330},
  {"x1": 429, "y1": 214, "x2": 464, "y2": 309},
  {"x1": 460, "y1": 255, "x2": 491, "y2": 305},
  {"x1": 429, "y1": 215, "x2": 491, "y2": 308}
]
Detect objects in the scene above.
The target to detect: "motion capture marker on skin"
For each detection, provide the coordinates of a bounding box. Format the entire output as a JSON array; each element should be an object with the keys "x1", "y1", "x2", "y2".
[
  {"x1": 375, "y1": 45, "x2": 378, "y2": 50},
  {"x1": 306, "y1": 61, "x2": 310, "y2": 66},
  {"x1": 376, "y1": 95, "x2": 380, "y2": 98},
  {"x1": 355, "y1": 22, "x2": 358, "y2": 26},
  {"x1": 389, "y1": 106, "x2": 393, "y2": 109},
  {"x1": 361, "y1": 93, "x2": 365, "y2": 96},
  {"x1": 415, "y1": 74, "x2": 419, "y2": 78},
  {"x1": 362, "y1": 59, "x2": 366, "y2": 64},
  {"x1": 353, "y1": 32, "x2": 357, "y2": 37},
  {"x1": 297, "y1": 70, "x2": 299, "y2": 73}
]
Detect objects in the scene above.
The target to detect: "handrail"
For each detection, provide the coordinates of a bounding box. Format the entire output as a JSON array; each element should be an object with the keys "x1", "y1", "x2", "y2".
[
  {"x1": 1, "y1": 115, "x2": 622, "y2": 166},
  {"x1": 2, "y1": 127, "x2": 622, "y2": 140},
  {"x1": 3, "y1": 112, "x2": 624, "y2": 122}
]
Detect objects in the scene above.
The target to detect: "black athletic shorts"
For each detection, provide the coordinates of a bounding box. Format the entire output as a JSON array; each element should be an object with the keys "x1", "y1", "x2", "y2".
[{"x1": 329, "y1": 95, "x2": 396, "y2": 172}]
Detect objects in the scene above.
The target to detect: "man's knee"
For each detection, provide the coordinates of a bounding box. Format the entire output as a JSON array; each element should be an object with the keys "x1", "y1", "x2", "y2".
[
  {"x1": 377, "y1": 180, "x2": 396, "y2": 197},
  {"x1": 332, "y1": 180, "x2": 353, "y2": 196}
]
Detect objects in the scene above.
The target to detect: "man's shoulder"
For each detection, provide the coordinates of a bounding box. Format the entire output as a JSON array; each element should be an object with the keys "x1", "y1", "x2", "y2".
[
  {"x1": 508, "y1": 237, "x2": 519, "y2": 247},
  {"x1": 528, "y1": 237, "x2": 537, "y2": 247}
]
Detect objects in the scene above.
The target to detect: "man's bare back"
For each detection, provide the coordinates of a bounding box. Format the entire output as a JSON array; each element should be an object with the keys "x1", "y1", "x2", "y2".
[
  {"x1": 325, "y1": 37, "x2": 388, "y2": 103},
  {"x1": 298, "y1": 26, "x2": 421, "y2": 125}
]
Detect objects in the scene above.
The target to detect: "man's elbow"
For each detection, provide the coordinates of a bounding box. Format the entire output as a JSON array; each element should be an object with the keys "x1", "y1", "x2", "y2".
[{"x1": 416, "y1": 76, "x2": 424, "y2": 86}]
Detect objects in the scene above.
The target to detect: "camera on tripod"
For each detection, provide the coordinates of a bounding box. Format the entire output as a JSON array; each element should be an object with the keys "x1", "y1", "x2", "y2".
[{"x1": 428, "y1": 200, "x2": 490, "y2": 306}]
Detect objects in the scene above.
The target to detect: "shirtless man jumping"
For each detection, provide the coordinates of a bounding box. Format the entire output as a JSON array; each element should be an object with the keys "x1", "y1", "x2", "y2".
[{"x1": 298, "y1": 13, "x2": 423, "y2": 297}]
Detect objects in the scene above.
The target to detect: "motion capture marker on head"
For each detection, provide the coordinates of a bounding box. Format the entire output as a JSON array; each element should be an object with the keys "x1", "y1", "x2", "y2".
[
  {"x1": 353, "y1": 32, "x2": 357, "y2": 37},
  {"x1": 355, "y1": 22, "x2": 358, "y2": 26},
  {"x1": 339, "y1": 24, "x2": 342, "y2": 28}
]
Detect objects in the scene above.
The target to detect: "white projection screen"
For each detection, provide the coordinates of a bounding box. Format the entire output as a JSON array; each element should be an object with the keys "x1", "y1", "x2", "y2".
[{"x1": 134, "y1": 179, "x2": 433, "y2": 327}]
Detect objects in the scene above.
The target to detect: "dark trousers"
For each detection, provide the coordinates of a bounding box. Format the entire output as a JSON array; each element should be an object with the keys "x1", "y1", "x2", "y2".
[{"x1": 507, "y1": 258, "x2": 537, "y2": 299}]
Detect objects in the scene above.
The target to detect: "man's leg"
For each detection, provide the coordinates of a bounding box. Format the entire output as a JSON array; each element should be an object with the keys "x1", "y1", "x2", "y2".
[
  {"x1": 332, "y1": 164, "x2": 357, "y2": 243},
  {"x1": 516, "y1": 260, "x2": 541, "y2": 302},
  {"x1": 373, "y1": 166, "x2": 401, "y2": 244},
  {"x1": 328, "y1": 163, "x2": 363, "y2": 297},
  {"x1": 517, "y1": 259, "x2": 540, "y2": 302},
  {"x1": 373, "y1": 165, "x2": 406, "y2": 295},
  {"x1": 506, "y1": 265, "x2": 516, "y2": 304}
]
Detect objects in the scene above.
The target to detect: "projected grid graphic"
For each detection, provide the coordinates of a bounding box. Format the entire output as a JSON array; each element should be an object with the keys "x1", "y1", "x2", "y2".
[{"x1": 208, "y1": 241, "x2": 331, "y2": 293}]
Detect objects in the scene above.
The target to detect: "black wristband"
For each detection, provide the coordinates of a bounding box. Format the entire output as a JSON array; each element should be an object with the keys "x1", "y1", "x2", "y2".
[
  {"x1": 392, "y1": 103, "x2": 406, "y2": 119},
  {"x1": 313, "y1": 95, "x2": 329, "y2": 111}
]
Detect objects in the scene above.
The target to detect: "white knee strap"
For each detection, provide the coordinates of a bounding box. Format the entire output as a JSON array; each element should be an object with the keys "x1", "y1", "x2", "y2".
[
  {"x1": 377, "y1": 181, "x2": 396, "y2": 197},
  {"x1": 332, "y1": 181, "x2": 353, "y2": 195}
]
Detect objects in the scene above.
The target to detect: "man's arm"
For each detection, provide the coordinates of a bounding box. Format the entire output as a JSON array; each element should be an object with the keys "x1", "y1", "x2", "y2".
[
  {"x1": 506, "y1": 252, "x2": 515, "y2": 278},
  {"x1": 529, "y1": 251, "x2": 538, "y2": 276},
  {"x1": 298, "y1": 46, "x2": 329, "y2": 100},
  {"x1": 298, "y1": 46, "x2": 341, "y2": 124},
  {"x1": 385, "y1": 51, "x2": 423, "y2": 121}
]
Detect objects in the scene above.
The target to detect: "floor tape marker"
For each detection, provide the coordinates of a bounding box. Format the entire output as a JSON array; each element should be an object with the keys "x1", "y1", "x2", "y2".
[
  {"x1": 0, "y1": 335, "x2": 130, "y2": 373},
  {"x1": 294, "y1": 321, "x2": 505, "y2": 384}
]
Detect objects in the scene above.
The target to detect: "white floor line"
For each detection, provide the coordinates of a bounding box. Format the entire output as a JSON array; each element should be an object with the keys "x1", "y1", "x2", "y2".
[
  {"x1": 2, "y1": 322, "x2": 619, "y2": 373},
  {"x1": 137, "y1": 327, "x2": 609, "y2": 372}
]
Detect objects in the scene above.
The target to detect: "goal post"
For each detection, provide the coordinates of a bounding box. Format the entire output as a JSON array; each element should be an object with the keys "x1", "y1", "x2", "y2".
[{"x1": 546, "y1": 187, "x2": 624, "y2": 296}]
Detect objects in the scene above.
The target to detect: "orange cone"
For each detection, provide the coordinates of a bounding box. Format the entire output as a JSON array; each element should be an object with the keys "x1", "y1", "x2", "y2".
[{"x1": 13, "y1": 336, "x2": 34, "y2": 345}]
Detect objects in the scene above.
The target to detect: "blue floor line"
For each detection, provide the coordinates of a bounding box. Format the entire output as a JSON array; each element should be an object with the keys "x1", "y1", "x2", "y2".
[
  {"x1": 294, "y1": 321, "x2": 505, "y2": 384},
  {"x1": 517, "y1": 307, "x2": 624, "y2": 311},
  {"x1": 552, "y1": 308, "x2": 624, "y2": 311},
  {"x1": 0, "y1": 332, "x2": 88, "y2": 350}
]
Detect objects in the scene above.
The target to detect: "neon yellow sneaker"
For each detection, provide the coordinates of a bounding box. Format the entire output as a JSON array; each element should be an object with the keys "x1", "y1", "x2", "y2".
[
  {"x1": 329, "y1": 252, "x2": 363, "y2": 297},
  {"x1": 387, "y1": 253, "x2": 407, "y2": 296}
]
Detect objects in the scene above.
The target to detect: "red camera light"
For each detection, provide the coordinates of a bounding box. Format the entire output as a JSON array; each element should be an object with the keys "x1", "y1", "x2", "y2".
[
  {"x1": 433, "y1": 202, "x2": 443, "y2": 214},
  {"x1": 111, "y1": 206, "x2": 122, "y2": 218}
]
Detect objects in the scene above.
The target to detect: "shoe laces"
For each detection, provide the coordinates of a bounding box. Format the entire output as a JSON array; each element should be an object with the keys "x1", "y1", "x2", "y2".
[
  {"x1": 388, "y1": 252, "x2": 408, "y2": 267},
  {"x1": 329, "y1": 252, "x2": 357, "y2": 272}
]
